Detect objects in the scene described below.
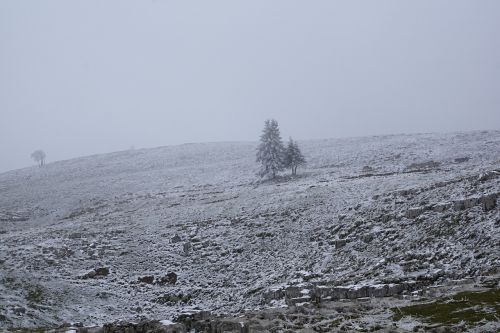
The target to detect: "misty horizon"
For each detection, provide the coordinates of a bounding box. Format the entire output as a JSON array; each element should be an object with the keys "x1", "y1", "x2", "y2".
[
  {"x1": 2, "y1": 0, "x2": 500, "y2": 173},
  {"x1": 2, "y1": 127, "x2": 498, "y2": 175}
]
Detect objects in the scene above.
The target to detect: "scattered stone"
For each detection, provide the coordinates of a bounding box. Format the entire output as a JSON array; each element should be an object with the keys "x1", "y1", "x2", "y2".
[
  {"x1": 82, "y1": 267, "x2": 110, "y2": 279},
  {"x1": 157, "y1": 272, "x2": 177, "y2": 285},
  {"x1": 12, "y1": 306, "x2": 26, "y2": 315},
  {"x1": 480, "y1": 193, "x2": 497, "y2": 212},
  {"x1": 478, "y1": 170, "x2": 499, "y2": 182},
  {"x1": 405, "y1": 160, "x2": 441, "y2": 171},
  {"x1": 362, "y1": 166, "x2": 374, "y2": 173},
  {"x1": 433, "y1": 203, "x2": 450, "y2": 213},
  {"x1": 362, "y1": 234, "x2": 374, "y2": 243},
  {"x1": 454, "y1": 157, "x2": 470, "y2": 163},
  {"x1": 95, "y1": 267, "x2": 110, "y2": 276},
  {"x1": 155, "y1": 293, "x2": 191, "y2": 305},
  {"x1": 103, "y1": 320, "x2": 185, "y2": 333},
  {"x1": 138, "y1": 275, "x2": 155, "y2": 284},
  {"x1": 183, "y1": 242, "x2": 192, "y2": 254},
  {"x1": 335, "y1": 239, "x2": 348, "y2": 249},
  {"x1": 406, "y1": 207, "x2": 425, "y2": 219}
]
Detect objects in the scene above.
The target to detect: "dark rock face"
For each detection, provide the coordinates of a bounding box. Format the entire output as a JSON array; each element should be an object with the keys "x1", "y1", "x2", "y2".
[{"x1": 171, "y1": 235, "x2": 182, "y2": 243}]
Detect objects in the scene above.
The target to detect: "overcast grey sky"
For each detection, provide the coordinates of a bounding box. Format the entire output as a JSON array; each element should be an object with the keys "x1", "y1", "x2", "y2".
[{"x1": 1, "y1": 1, "x2": 499, "y2": 173}]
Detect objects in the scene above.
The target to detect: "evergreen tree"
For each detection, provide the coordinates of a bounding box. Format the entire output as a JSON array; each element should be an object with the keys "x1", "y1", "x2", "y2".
[
  {"x1": 256, "y1": 119, "x2": 286, "y2": 178},
  {"x1": 284, "y1": 138, "x2": 306, "y2": 175}
]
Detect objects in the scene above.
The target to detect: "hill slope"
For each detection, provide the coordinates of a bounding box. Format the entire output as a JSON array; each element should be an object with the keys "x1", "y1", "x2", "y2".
[{"x1": 0, "y1": 131, "x2": 499, "y2": 331}]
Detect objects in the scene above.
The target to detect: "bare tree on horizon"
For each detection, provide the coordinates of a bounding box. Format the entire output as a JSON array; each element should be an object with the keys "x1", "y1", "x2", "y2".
[{"x1": 31, "y1": 150, "x2": 46, "y2": 167}]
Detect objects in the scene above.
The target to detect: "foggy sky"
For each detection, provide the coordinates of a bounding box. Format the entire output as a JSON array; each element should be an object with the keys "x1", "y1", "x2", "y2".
[{"x1": 1, "y1": 1, "x2": 499, "y2": 173}]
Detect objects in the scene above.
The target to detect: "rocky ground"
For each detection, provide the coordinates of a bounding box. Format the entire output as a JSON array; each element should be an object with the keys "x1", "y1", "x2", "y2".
[{"x1": 0, "y1": 131, "x2": 499, "y2": 332}]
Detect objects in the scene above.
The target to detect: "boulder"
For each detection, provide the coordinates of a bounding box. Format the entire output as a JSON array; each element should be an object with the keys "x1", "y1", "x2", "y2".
[
  {"x1": 157, "y1": 272, "x2": 177, "y2": 285},
  {"x1": 183, "y1": 242, "x2": 192, "y2": 254},
  {"x1": 362, "y1": 166, "x2": 374, "y2": 173},
  {"x1": 433, "y1": 203, "x2": 450, "y2": 213},
  {"x1": 335, "y1": 239, "x2": 348, "y2": 249},
  {"x1": 138, "y1": 275, "x2": 154, "y2": 284},
  {"x1": 478, "y1": 170, "x2": 499, "y2": 182},
  {"x1": 480, "y1": 193, "x2": 497, "y2": 212},
  {"x1": 406, "y1": 207, "x2": 425, "y2": 219},
  {"x1": 82, "y1": 267, "x2": 110, "y2": 279},
  {"x1": 454, "y1": 157, "x2": 470, "y2": 163},
  {"x1": 94, "y1": 267, "x2": 110, "y2": 276}
]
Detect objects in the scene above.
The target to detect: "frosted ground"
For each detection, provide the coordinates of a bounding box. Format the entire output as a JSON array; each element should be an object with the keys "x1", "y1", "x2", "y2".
[{"x1": 0, "y1": 131, "x2": 499, "y2": 332}]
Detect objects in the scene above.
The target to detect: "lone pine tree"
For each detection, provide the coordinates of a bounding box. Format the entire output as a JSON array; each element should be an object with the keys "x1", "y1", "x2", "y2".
[{"x1": 256, "y1": 119, "x2": 286, "y2": 178}]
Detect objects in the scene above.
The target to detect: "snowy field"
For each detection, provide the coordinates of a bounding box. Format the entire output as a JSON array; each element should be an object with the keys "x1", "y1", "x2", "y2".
[{"x1": 0, "y1": 130, "x2": 499, "y2": 331}]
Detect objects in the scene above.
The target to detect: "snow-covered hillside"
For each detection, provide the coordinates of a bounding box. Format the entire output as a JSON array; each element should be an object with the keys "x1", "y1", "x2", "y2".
[{"x1": 0, "y1": 131, "x2": 499, "y2": 331}]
